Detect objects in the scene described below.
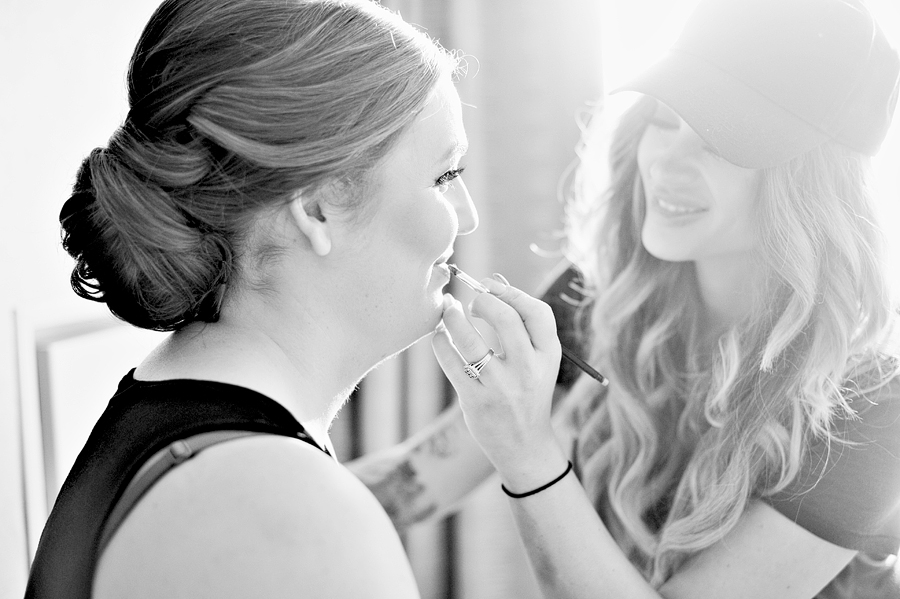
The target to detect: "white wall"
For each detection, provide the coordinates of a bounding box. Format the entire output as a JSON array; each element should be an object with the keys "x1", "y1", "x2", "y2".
[{"x1": 0, "y1": 1, "x2": 161, "y2": 595}]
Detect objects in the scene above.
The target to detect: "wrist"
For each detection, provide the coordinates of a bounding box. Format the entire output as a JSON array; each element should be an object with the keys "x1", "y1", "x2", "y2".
[
  {"x1": 494, "y1": 446, "x2": 570, "y2": 496},
  {"x1": 502, "y1": 461, "x2": 573, "y2": 498}
]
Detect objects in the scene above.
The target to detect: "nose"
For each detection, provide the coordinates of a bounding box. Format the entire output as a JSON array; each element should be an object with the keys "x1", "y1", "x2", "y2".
[
  {"x1": 649, "y1": 125, "x2": 707, "y2": 183},
  {"x1": 448, "y1": 177, "x2": 478, "y2": 235}
]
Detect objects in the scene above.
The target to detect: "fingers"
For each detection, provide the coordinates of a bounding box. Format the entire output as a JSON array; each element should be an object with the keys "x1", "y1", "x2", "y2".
[
  {"x1": 432, "y1": 286, "x2": 562, "y2": 481},
  {"x1": 472, "y1": 277, "x2": 560, "y2": 356},
  {"x1": 434, "y1": 270, "x2": 561, "y2": 393},
  {"x1": 434, "y1": 294, "x2": 508, "y2": 390},
  {"x1": 441, "y1": 294, "x2": 491, "y2": 362},
  {"x1": 432, "y1": 325, "x2": 476, "y2": 390}
]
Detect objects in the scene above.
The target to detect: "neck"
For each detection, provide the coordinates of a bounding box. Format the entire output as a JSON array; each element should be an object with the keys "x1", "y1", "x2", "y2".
[
  {"x1": 135, "y1": 288, "x2": 379, "y2": 455},
  {"x1": 693, "y1": 253, "x2": 764, "y2": 335}
]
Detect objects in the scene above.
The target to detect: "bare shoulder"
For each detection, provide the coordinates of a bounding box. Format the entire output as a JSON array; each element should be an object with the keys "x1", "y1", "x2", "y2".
[
  {"x1": 94, "y1": 435, "x2": 420, "y2": 599},
  {"x1": 661, "y1": 501, "x2": 856, "y2": 599}
]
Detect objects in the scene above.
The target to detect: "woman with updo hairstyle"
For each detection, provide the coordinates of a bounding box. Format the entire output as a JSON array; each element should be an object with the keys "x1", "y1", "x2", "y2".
[
  {"x1": 62, "y1": 0, "x2": 459, "y2": 332},
  {"x1": 26, "y1": 0, "x2": 483, "y2": 597}
]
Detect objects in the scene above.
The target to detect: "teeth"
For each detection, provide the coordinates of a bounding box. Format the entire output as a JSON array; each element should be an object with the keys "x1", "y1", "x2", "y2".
[{"x1": 657, "y1": 197, "x2": 704, "y2": 214}]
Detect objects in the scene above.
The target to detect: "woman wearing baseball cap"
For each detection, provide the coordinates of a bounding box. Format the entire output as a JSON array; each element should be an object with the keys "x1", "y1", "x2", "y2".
[{"x1": 356, "y1": 0, "x2": 900, "y2": 596}]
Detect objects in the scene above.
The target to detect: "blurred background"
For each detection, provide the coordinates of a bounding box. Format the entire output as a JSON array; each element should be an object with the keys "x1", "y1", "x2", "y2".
[{"x1": 1, "y1": 1, "x2": 897, "y2": 597}]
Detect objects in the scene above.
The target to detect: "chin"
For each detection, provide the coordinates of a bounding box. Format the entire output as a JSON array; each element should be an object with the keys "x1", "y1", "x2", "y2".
[
  {"x1": 642, "y1": 231, "x2": 693, "y2": 262},
  {"x1": 643, "y1": 240, "x2": 675, "y2": 262},
  {"x1": 644, "y1": 245, "x2": 692, "y2": 263}
]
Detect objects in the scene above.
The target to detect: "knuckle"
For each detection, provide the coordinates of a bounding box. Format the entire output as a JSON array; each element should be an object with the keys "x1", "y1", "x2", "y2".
[
  {"x1": 470, "y1": 293, "x2": 492, "y2": 313},
  {"x1": 495, "y1": 306, "x2": 522, "y2": 328},
  {"x1": 536, "y1": 301, "x2": 555, "y2": 320},
  {"x1": 503, "y1": 286, "x2": 524, "y2": 302},
  {"x1": 455, "y1": 334, "x2": 483, "y2": 356}
]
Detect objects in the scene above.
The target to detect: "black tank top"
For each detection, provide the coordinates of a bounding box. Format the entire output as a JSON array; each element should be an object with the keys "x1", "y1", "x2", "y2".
[{"x1": 25, "y1": 370, "x2": 328, "y2": 599}]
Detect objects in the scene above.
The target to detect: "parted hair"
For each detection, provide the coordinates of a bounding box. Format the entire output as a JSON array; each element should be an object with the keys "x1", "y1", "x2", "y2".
[
  {"x1": 561, "y1": 95, "x2": 898, "y2": 585},
  {"x1": 60, "y1": 0, "x2": 458, "y2": 331}
]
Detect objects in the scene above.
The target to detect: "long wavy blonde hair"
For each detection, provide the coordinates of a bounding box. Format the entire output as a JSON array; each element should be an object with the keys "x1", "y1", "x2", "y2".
[{"x1": 560, "y1": 95, "x2": 898, "y2": 586}]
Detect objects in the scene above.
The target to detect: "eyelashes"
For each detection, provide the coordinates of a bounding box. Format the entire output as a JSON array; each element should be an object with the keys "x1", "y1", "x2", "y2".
[{"x1": 435, "y1": 166, "x2": 466, "y2": 191}]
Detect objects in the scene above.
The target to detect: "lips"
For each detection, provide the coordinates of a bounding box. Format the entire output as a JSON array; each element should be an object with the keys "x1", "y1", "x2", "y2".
[
  {"x1": 646, "y1": 183, "x2": 708, "y2": 218},
  {"x1": 655, "y1": 196, "x2": 707, "y2": 215},
  {"x1": 432, "y1": 250, "x2": 454, "y2": 283}
]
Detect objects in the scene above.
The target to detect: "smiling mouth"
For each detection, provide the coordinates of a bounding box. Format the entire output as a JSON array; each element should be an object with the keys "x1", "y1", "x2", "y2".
[{"x1": 655, "y1": 196, "x2": 707, "y2": 216}]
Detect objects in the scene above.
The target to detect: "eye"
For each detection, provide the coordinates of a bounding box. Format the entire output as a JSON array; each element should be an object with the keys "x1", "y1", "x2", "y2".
[{"x1": 434, "y1": 166, "x2": 466, "y2": 193}]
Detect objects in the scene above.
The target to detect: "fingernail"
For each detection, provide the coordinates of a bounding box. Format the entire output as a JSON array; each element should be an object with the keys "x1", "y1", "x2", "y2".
[
  {"x1": 467, "y1": 299, "x2": 478, "y2": 316},
  {"x1": 442, "y1": 293, "x2": 455, "y2": 310},
  {"x1": 434, "y1": 320, "x2": 447, "y2": 333},
  {"x1": 481, "y1": 277, "x2": 508, "y2": 295},
  {"x1": 493, "y1": 273, "x2": 510, "y2": 286}
]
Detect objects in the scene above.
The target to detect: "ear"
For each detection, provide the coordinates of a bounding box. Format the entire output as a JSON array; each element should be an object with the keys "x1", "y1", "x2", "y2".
[{"x1": 289, "y1": 193, "x2": 332, "y2": 257}]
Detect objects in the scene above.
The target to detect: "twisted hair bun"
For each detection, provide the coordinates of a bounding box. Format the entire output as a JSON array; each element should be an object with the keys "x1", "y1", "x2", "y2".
[
  {"x1": 60, "y1": 139, "x2": 232, "y2": 331},
  {"x1": 58, "y1": 0, "x2": 458, "y2": 331}
]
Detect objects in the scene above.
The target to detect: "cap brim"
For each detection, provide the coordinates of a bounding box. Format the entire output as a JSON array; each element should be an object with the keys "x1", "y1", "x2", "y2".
[{"x1": 614, "y1": 50, "x2": 831, "y2": 168}]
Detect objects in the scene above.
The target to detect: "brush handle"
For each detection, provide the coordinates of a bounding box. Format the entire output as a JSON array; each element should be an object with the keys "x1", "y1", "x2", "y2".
[
  {"x1": 561, "y1": 345, "x2": 609, "y2": 386},
  {"x1": 448, "y1": 264, "x2": 490, "y2": 293}
]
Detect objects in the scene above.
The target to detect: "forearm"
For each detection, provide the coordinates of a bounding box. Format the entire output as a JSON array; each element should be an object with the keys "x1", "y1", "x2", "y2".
[
  {"x1": 347, "y1": 403, "x2": 494, "y2": 530},
  {"x1": 499, "y1": 456, "x2": 660, "y2": 599},
  {"x1": 500, "y1": 450, "x2": 855, "y2": 599}
]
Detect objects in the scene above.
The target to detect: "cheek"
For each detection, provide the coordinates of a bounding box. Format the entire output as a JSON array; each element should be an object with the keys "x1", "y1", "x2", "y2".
[
  {"x1": 377, "y1": 196, "x2": 456, "y2": 315},
  {"x1": 404, "y1": 198, "x2": 457, "y2": 258},
  {"x1": 712, "y1": 170, "x2": 761, "y2": 232},
  {"x1": 636, "y1": 138, "x2": 654, "y2": 183}
]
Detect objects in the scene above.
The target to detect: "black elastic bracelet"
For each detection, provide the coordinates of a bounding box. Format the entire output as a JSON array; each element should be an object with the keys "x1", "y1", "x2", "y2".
[{"x1": 501, "y1": 461, "x2": 573, "y2": 499}]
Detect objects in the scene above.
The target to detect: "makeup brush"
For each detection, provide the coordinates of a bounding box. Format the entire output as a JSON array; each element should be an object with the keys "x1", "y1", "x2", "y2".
[{"x1": 448, "y1": 263, "x2": 609, "y2": 387}]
